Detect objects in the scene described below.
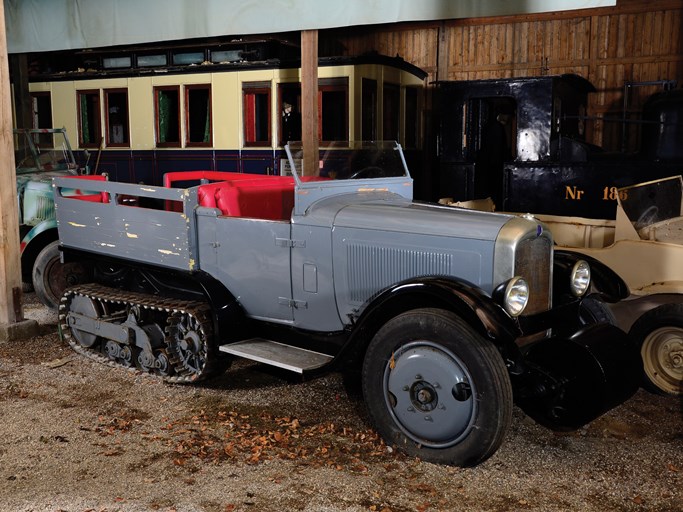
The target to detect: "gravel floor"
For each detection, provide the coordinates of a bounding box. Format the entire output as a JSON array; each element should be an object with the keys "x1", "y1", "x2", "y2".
[{"x1": 0, "y1": 294, "x2": 681, "y2": 512}]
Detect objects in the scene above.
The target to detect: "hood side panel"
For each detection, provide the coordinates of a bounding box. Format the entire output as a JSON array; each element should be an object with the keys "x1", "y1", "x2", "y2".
[{"x1": 333, "y1": 226, "x2": 494, "y2": 319}]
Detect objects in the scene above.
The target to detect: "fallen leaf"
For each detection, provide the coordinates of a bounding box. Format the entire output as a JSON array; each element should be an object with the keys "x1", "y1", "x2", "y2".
[{"x1": 41, "y1": 357, "x2": 74, "y2": 369}]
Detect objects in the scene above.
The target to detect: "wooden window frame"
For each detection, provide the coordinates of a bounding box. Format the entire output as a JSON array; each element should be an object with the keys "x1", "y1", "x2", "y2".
[
  {"x1": 242, "y1": 82, "x2": 271, "y2": 147},
  {"x1": 30, "y1": 91, "x2": 52, "y2": 129},
  {"x1": 185, "y1": 84, "x2": 212, "y2": 147},
  {"x1": 154, "y1": 85, "x2": 181, "y2": 148},
  {"x1": 318, "y1": 78, "x2": 348, "y2": 145},
  {"x1": 104, "y1": 88, "x2": 130, "y2": 148},
  {"x1": 76, "y1": 89, "x2": 102, "y2": 149}
]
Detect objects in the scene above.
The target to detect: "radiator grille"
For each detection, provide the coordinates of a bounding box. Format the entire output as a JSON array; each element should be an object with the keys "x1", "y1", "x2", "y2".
[
  {"x1": 23, "y1": 192, "x2": 55, "y2": 224},
  {"x1": 347, "y1": 244, "x2": 452, "y2": 303},
  {"x1": 515, "y1": 236, "x2": 552, "y2": 315}
]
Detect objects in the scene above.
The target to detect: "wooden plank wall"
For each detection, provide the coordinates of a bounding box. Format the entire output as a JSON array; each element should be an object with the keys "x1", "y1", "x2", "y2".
[{"x1": 321, "y1": 0, "x2": 683, "y2": 151}]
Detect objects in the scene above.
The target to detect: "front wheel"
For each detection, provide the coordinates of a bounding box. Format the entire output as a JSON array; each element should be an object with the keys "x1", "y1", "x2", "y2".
[
  {"x1": 361, "y1": 308, "x2": 512, "y2": 466},
  {"x1": 629, "y1": 303, "x2": 683, "y2": 396},
  {"x1": 33, "y1": 241, "x2": 93, "y2": 310}
]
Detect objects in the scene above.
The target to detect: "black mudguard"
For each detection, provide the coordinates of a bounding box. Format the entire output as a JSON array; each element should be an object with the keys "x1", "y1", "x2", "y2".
[
  {"x1": 554, "y1": 249, "x2": 629, "y2": 303},
  {"x1": 514, "y1": 322, "x2": 641, "y2": 431},
  {"x1": 349, "y1": 276, "x2": 524, "y2": 364}
]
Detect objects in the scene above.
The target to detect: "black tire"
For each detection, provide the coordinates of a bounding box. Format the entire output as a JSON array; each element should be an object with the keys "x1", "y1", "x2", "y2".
[
  {"x1": 32, "y1": 241, "x2": 93, "y2": 310},
  {"x1": 629, "y1": 303, "x2": 683, "y2": 396},
  {"x1": 361, "y1": 308, "x2": 512, "y2": 467},
  {"x1": 578, "y1": 296, "x2": 617, "y2": 326}
]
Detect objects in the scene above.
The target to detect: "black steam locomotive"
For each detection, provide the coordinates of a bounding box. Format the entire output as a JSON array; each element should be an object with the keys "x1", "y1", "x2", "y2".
[{"x1": 436, "y1": 74, "x2": 683, "y2": 219}]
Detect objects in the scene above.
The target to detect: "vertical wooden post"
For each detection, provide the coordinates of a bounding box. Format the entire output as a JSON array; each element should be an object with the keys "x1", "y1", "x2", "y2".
[
  {"x1": 301, "y1": 30, "x2": 319, "y2": 176},
  {"x1": 0, "y1": 0, "x2": 29, "y2": 334}
]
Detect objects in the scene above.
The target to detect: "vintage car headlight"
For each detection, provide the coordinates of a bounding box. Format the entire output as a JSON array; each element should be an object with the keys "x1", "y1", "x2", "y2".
[
  {"x1": 570, "y1": 260, "x2": 591, "y2": 297},
  {"x1": 502, "y1": 276, "x2": 529, "y2": 317}
]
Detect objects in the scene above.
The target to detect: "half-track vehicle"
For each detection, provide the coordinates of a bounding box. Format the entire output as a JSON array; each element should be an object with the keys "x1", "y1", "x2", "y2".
[
  {"x1": 14, "y1": 128, "x2": 99, "y2": 309},
  {"x1": 53, "y1": 141, "x2": 640, "y2": 466}
]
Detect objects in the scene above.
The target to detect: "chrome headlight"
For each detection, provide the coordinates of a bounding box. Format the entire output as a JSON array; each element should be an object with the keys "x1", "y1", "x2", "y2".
[
  {"x1": 503, "y1": 276, "x2": 529, "y2": 317},
  {"x1": 570, "y1": 260, "x2": 591, "y2": 297}
]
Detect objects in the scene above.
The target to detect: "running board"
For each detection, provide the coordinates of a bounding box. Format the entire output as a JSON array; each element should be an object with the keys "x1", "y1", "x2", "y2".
[{"x1": 219, "y1": 339, "x2": 334, "y2": 373}]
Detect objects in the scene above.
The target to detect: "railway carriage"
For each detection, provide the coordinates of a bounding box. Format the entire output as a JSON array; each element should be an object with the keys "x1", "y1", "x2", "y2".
[{"x1": 25, "y1": 38, "x2": 427, "y2": 186}]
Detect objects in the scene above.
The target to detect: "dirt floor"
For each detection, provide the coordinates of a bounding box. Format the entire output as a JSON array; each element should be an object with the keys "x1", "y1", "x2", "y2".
[{"x1": 0, "y1": 294, "x2": 681, "y2": 512}]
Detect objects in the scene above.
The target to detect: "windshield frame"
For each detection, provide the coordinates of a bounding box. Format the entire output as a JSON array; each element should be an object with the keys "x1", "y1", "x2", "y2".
[
  {"x1": 14, "y1": 128, "x2": 78, "y2": 175},
  {"x1": 284, "y1": 140, "x2": 411, "y2": 185}
]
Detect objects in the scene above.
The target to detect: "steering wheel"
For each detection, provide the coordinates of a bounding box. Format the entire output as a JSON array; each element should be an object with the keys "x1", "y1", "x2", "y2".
[{"x1": 348, "y1": 166, "x2": 384, "y2": 180}]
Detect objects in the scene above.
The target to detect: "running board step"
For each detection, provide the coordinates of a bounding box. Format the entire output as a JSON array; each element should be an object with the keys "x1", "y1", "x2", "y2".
[{"x1": 219, "y1": 339, "x2": 334, "y2": 373}]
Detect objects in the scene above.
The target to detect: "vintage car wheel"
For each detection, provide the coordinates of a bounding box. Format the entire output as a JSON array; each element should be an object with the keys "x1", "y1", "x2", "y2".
[
  {"x1": 362, "y1": 308, "x2": 512, "y2": 466},
  {"x1": 33, "y1": 240, "x2": 92, "y2": 311},
  {"x1": 629, "y1": 303, "x2": 683, "y2": 396}
]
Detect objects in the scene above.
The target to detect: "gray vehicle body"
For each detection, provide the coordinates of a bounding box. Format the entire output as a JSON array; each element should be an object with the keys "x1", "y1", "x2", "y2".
[
  {"x1": 54, "y1": 147, "x2": 538, "y2": 333},
  {"x1": 201, "y1": 194, "x2": 510, "y2": 331}
]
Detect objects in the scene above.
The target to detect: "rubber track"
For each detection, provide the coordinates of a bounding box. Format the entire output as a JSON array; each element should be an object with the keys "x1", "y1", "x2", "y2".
[{"x1": 58, "y1": 283, "x2": 223, "y2": 384}]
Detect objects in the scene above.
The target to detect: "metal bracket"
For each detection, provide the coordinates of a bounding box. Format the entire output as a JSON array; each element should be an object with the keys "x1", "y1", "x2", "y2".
[
  {"x1": 275, "y1": 238, "x2": 305, "y2": 248},
  {"x1": 278, "y1": 297, "x2": 308, "y2": 309}
]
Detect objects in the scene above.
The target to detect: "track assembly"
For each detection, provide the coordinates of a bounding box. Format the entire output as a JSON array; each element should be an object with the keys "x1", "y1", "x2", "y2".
[{"x1": 59, "y1": 283, "x2": 224, "y2": 383}]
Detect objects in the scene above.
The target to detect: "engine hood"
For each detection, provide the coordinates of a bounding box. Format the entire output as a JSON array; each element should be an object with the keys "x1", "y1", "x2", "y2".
[{"x1": 331, "y1": 197, "x2": 513, "y2": 242}]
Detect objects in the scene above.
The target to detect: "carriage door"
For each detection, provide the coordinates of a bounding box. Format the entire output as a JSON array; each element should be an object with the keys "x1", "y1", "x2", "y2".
[{"x1": 466, "y1": 97, "x2": 516, "y2": 209}]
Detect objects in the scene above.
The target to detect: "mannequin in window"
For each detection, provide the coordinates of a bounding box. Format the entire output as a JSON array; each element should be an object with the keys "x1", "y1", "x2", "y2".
[{"x1": 282, "y1": 101, "x2": 301, "y2": 145}]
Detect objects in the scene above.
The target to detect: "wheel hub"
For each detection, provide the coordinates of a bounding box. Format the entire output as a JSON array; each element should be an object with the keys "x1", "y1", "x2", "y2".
[
  {"x1": 411, "y1": 381, "x2": 438, "y2": 412},
  {"x1": 384, "y1": 341, "x2": 476, "y2": 448},
  {"x1": 642, "y1": 327, "x2": 683, "y2": 395}
]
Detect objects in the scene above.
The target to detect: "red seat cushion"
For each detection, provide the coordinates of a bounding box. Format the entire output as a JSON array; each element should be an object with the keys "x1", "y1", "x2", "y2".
[{"x1": 211, "y1": 180, "x2": 295, "y2": 220}]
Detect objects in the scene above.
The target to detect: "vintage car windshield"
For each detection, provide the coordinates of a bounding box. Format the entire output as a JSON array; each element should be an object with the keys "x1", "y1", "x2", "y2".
[
  {"x1": 285, "y1": 141, "x2": 410, "y2": 182},
  {"x1": 619, "y1": 176, "x2": 683, "y2": 231},
  {"x1": 14, "y1": 129, "x2": 78, "y2": 174}
]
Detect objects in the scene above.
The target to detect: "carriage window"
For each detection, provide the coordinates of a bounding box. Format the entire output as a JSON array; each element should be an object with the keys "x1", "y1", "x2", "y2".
[
  {"x1": 77, "y1": 90, "x2": 101, "y2": 148},
  {"x1": 138, "y1": 54, "x2": 167, "y2": 67},
  {"x1": 383, "y1": 83, "x2": 400, "y2": 142},
  {"x1": 30, "y1": 92, "x2": 53, "y2": 146},
  {"x1": 320, "y1": 79, "x2": 348, "y2": 143},
  {"x1": 243, "y1": 83, "x2": 271, "y2": 147},
  {"x1": 173, "y1": 52, "x2": 204, "y2": 65},
  {"x1": 278, "y1": 83, "x2": 301, "y2": 146},
  {"x1": 362, "y1": 79, "x2": 377, "y2": 141},
  {"x1": 155, "y1": 86, "x2": 180, "y2": 147},
  {"x1": 103, "y1": 56, "x2": 132, "y2": 69},
  {"x1": 186, "y1": 85, "x2": 211, "y2": 146},
  {"x1": 105, "y1": 89, "x2": 129, "y2": 147},
  {"x1": 405, "y1": 87, "x2": 420, "y2": 148},
  {"x1": 466, "y1": 97, "x2": 517, "y2": 162},
  {"x1": 211, "y1": 50, "x2": 242, "y2": 63}
]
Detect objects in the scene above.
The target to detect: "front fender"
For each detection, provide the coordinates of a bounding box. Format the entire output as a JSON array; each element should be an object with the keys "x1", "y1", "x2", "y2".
[
  {"x1": 20, "y1": 219, "x2": 58, "y2": 254},
  {"x1": 554, "y1": 249, "x2": 629, "y2": 303},
  {"x1": 350, "y1": 276, "x2": 522, "y2": 356}
]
